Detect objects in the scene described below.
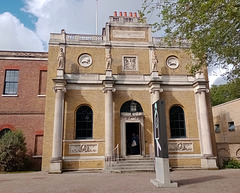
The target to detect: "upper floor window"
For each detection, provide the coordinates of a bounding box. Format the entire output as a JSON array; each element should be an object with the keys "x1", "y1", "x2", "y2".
[
  {"x1": 169, "y1": 106, "x2": 186, "y2": 138},
  {"x1": 76, "y1": 106, "x2": 93, "y2": 139},
  {"x1": 4, "y1": 70, "x2": 19, "y2": 95}
]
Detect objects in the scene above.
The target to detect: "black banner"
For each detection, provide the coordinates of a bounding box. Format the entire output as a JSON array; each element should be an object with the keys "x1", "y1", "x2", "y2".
[{"x1": 152, "y1": 99, "x2": 169, "y2": 158}]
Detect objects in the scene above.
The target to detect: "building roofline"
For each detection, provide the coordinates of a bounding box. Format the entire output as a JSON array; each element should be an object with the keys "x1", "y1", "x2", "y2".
[{"x1": 212, "y1": 98, "x2": 240, "y2": 109}]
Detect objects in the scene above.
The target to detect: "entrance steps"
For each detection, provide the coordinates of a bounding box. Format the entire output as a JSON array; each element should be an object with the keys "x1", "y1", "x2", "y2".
[{"x1": 107, "y1": 156, "x2": 155, "y2": 173}]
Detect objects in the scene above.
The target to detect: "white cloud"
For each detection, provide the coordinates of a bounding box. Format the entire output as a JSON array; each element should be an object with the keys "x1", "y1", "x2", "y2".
[
  {"x1": 0, "y1": 12, "x2": 44, "y2": 51},
  {"x1": 23, "y1": 0, "x2": 144, "y2": 44}
]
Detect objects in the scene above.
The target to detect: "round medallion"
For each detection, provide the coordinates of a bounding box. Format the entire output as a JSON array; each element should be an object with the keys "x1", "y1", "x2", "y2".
[
  {"x1": 79, "y1": 54, "x2": 92, "y2": 67},
  {"x1": 166, "y1": 56, "x2": 179, "y2": 69}
]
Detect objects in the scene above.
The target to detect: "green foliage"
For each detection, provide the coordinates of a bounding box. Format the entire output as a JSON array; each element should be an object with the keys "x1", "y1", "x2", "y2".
[
  {"x1": 210, "y1": 78, "x2": 240, "y2": 106},
  {"x1": 0, "y1": 130, "x2": 29, "y2": 172},
  {"x1": 140, "y1": 0, "x2": 240, "y2": 79},
  {"x1": 223, "y1": 159, "x2": 240, "y2": 169}
]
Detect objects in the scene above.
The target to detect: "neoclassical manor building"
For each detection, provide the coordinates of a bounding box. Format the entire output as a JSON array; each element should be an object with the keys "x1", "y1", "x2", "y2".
[
  {"x1": 0, "y1": 12, "x2": 218, "y2": 172},
  {"x1": 41, "y1": 12, "x2": 217, "y2": 173}
]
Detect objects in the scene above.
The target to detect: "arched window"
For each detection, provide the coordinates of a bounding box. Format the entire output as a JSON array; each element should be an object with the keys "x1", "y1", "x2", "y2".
[
  {"x1": 169, "y1": 106, "x2": 186, "y2": 138},
  {"x1": 76, "y1": 106, "x2": 93, "y2": 139},
  {"x1": 0, "y1": 128, "x2": 11, "y2": 138}
]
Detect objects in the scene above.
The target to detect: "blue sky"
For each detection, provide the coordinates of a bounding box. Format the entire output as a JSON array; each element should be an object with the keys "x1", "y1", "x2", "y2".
[{"x1": 0, "y1": 0, "x2": 36, "y2": 30}]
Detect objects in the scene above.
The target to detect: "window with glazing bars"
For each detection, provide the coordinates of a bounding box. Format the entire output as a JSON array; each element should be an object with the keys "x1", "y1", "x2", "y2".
[
  {"x1": 169, "y1": 106, "x2": 186, "y2": 138},
  {"x1": 76, "y1": 106, "x2": 93, "y2": 139},
  {"x1": 4, "y1": 70, "x2": 19, "y2": 95}
]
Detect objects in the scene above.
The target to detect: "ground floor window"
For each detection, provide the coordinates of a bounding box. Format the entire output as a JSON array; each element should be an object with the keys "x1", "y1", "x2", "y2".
[{"x1": 76, "y1": 106, "x2": 93, "y2": 139}]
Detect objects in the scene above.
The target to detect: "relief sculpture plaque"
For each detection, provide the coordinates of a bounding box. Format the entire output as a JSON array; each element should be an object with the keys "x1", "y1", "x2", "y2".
[
  {"x1": 123, "y1": 56, "x2": 138, "y2": 71},
  {"x1": 69, "y1": 143, "x2": 98, "y2": 154},
  {"x1": 168, "y1": 142, "x2": 193, "y2": 152}
]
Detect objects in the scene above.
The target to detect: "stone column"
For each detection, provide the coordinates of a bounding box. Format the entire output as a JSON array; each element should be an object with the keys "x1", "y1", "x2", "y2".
[
  {"x1": 103, "y1": 81, "x2": 116, "y2": 159},
  {"x1": 50, "y1": 80, "x2": 66, "y2": 174},
  {"x1": 194, "y1": 77, "x2": 217, "y2": 169},
  {"x1": 196, "y1": 88, "x2": 213, "y2": 156}
]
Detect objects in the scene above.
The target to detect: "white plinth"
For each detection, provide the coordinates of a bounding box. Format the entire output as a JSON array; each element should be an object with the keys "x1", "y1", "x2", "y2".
[
  {"x1": 106, "y1": 69, "x2": 112, "y2": 77},
  {"x1": 49, "y1": 159, "x2": 62, "y2": 174},
  {"x1": 150, "y1": 158, "x2": 178, "y2": 188},
  {"x1": 201, "y1": 157, "x2": 218, "y2": 169}
]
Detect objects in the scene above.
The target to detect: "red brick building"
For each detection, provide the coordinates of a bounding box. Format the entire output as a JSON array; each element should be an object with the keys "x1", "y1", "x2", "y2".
[{"x1": 0, "y1": 51, "x2": 48, "y2": 169}]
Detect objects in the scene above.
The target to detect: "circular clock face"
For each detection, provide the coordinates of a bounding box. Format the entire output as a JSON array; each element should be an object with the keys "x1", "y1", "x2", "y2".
[
  {"x1": 166, "y1": 56, "x2": 179, "y2": 69},
  {"x1": 79, "y1": 54, "x2": 92, "y2": 67}
]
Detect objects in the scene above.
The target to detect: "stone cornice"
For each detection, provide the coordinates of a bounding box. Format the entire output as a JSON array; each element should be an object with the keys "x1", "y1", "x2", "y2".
[{"x1": 0, "y1": 51, "x2": 48, "y2": 60}]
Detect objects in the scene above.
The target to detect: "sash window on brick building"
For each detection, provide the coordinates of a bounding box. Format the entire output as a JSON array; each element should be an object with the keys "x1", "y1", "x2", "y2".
[{"x1": 4, "y1": 70, "x2": 19, "y2": 95}]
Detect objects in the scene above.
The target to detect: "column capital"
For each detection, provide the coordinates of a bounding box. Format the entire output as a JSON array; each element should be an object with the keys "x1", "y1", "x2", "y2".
[
  {"x1": 149, "y1": 81, "x2": 163, "y2": 94},
  {"x1": 53, "y1": 86, "x2": 66, "y2": 93},
  {"x1": 194, "y1": 88, "x2": 209, "y2": 94},
  {"x1": 52, "y1": 78, "x2": 66, "y2": 93},
  {"x1": 102, "y1": 87, "x2": 116, "y2": 93},
  {"x1": 150, "y1": 87, "x2": 163, "y2": 94}
]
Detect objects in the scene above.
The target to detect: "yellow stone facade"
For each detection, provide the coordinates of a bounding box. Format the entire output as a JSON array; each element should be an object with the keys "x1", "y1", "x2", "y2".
[{"x1": 42, "y1": 14, "x2": 217, "y2": 172}]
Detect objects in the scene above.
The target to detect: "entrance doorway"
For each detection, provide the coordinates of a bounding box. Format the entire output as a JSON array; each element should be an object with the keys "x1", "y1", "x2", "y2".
[{"x1": 126, "y1": 123, "x2": 140, "y2": 155}]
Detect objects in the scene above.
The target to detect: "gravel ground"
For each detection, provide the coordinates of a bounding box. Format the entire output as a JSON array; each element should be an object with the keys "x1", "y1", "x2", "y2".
[{"x1": 0, "y1": 169, "x2": 239, "y2": 193}]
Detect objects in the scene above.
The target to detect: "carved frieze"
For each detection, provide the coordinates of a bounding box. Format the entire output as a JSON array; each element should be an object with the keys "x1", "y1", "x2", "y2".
[
  {"x1": 168, "y1": 142, "x2": 193, "y2": 152},
  {"x1": 69, "y1": 143, "x2": 98, "y2": 154}
]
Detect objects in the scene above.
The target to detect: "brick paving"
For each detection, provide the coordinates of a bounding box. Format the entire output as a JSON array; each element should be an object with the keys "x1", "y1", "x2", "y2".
[{"x1": 0, "y1": 169, "x2": 239, "y2": 193}]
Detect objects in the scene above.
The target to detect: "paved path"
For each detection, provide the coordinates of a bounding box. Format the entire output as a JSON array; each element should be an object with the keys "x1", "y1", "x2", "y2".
[{"x1": 0, "y1": 169, "x2": 239, "y2": 193}]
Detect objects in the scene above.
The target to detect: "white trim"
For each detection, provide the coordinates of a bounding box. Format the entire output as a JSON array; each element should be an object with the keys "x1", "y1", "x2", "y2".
[
  {"x1": 168, "y1": 138, "x2": 199, "y2": 141},
  {"x1": 0, "y1": 57, "x2": 47, "y2": 61},
  {"x1": 37, "y1": 95, "x2": 46, "y2": 97},
  {"x1": 2, "y1": 94, "x2": 18, "y2": 97},
  {"x1": 169, "y1": 154, "x2": 202, "y2": 159},
  {"x1": 63, "y1": 139, "x2": 104, "y2": 142},
  {"x1": 63, "y1": 156, "x2": 105, "y2": 161}
]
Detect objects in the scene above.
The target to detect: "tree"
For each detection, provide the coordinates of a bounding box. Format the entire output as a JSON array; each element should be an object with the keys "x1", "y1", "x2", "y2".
[
  {"x1": 210, "y1": 78, "x2": 240, "y2": 106},
  {"x1": 140, "y1": 0, "x2": 240, "y2": 79},
  {"x1": 0, "y1": 130, "x2": 28, "y2": 172}
]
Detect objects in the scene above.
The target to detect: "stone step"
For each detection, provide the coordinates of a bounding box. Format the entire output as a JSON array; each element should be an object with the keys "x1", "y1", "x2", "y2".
[{"x1": 108, "y1": 157, "x2": 155, "y2": 172}]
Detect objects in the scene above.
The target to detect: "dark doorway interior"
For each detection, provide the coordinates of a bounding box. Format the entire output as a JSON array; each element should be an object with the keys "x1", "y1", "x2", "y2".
[{"x1": 126, "y1": 123, "x2": 140, "y2": 155}]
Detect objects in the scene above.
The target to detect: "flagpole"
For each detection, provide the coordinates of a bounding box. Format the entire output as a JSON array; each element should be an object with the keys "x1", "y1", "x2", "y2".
[{"x1": 96, "y1": 0, "x2": 98, "y2": 35}]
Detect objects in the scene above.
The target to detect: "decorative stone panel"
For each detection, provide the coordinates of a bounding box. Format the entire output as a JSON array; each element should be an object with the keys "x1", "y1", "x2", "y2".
[
  {"x1": 69, "y1": 143, "x2": 98, "y2": 154},
  {"x1": 168, "y1": 142, "x2": 194, "y2": 152}
]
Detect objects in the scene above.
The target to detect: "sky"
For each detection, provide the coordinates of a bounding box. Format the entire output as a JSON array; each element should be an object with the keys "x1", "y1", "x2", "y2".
[{"x1": 0, "y1": 0, "x2": 226, "y2": 85}]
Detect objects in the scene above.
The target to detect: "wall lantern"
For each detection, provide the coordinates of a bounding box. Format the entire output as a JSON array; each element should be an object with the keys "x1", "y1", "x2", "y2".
[{"x1": 130, "y1": 99, "x2": 137, "y2": 113}]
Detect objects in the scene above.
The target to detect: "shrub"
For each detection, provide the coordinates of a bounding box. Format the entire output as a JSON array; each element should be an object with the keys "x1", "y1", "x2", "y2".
[
  {"x1": 0, "y1": 130, "x2": 29, "y2": 172},
  {"x1": 223, "y1": 159, "x2": 240, "y2": 169}
]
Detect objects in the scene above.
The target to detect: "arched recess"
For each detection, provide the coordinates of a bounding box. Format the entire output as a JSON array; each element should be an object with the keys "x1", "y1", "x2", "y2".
[{"x1": 120, "y1": 100, "x2": 145, "y2": 157}]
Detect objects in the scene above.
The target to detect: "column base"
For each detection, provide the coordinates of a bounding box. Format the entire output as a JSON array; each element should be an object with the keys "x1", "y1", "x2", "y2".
[
  {"x1": 150, "y1": 158, "x2": 178, "y2": 188},
  {"x1": 49, "y1": 158, "x2": 63, "y2": 174},
  {"x1": 201, "y1": 156, "x2": 218, "y2": 170}
]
